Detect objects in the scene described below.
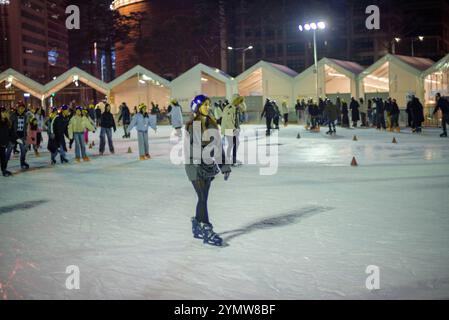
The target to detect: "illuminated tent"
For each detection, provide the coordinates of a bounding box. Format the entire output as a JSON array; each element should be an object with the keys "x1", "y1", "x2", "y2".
[
  {"x1": 293, "y1": 58, "x2": 364, "y2": 103},
  {"x1": 358, "y1": 54, "x2": 434, "y2": 108},
  {"x1": 234, "y1": 61, "x2": 298, "y2": 120},
  {"x1": 44, "y1": 67, "x2": 110, "y2": 109},
  {"x1": 108, "y1": 65, "x2": 171, "y2": 114},
  {"x1": 171, "y1": 63, "x2": 233, "y2": 110},
  {"x1": 421, "y1": 53, "x2": 449, "y2": 105},
  {"x1": 0, "y1": 69, "x2": 45, "y2": 107}
]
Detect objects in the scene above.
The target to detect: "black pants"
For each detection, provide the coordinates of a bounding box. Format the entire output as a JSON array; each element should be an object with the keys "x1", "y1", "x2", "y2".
[
  {"x1": 377, "y1": 114, "x2": 386, "y2": 129},
  {"x1": 266, "y1": 117, "x2": 273, "y2": 135},
  {"x1": 273, "y1": 116, "x2": 280, "y2": 129},
  {"x1": 226, "y1": 135, "x2": 239, "y2": 164},
  {"x1": 328, "y1": 121, "x2": 336, "y2": 132},
  {"x1": 283, "y1": 113, "x2": 288, "y2": 125},
  {"x1": 442, "y1": 114, "x2": 449, "y2": 134},
  {"x1": 0, "y1": 146, "x2": 8, "y2": 173},
  {"x1": 192, "y1": 178, "x2": 212, "y2": 224},
  {"x1": 361, "y1": 113, "x2": 367, "y2": 127}
]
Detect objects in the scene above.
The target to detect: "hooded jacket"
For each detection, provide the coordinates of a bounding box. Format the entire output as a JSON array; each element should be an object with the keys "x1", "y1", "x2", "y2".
[{"x1": 68, "y1": 115, "x2": 95, "y2": 139}]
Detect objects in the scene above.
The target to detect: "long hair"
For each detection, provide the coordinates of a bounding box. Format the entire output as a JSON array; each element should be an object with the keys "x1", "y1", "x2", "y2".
[{"x1": 0, "y1": 110, "x2": 11, "y2": 127}]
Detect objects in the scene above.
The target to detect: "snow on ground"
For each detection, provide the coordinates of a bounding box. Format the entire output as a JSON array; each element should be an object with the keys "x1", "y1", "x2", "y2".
[{"x1": 0, "y1": 124, "x2": 448, "y2": 300}]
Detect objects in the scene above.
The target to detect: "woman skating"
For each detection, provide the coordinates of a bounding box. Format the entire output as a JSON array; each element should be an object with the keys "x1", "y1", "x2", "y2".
[
  {"x1": 0, "y1": 106, "x2": 13, "y2": 177},
  {"x1": 185, "y1": 95, "x2": 231, "y2": 246},
  {"x1": 68, "y1": 106, "x2": 95, "y2": 162},
  {"x1": 99, "y1": 103, "x2": 116, "y2": 155}
]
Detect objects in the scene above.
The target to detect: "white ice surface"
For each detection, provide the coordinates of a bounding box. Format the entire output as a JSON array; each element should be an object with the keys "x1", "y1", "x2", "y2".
[{"x1": 0, "y1": 124, "x2": 448, "y2": 300}]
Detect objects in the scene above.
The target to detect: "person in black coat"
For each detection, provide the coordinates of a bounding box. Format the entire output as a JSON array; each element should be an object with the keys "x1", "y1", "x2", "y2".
[
  {"x1": 390, "y1": 99, "x2": 400, "y2": 131},
  {"x1": 51, "y1": 105, "x2": 70, "y2": 163},
  {"x1": 272, "y1": 100, "x2": 281, "y2": 130},
  {"x1": 349, "y1": 97, "x2": 360, "y2": 127},
  {"x1": 0, "y1": 106, "x2": 13, "y2": 177},
  {"x1": 410, "y1": 96, "x2": 424, "y2": 133},
  {"x1": 99, "y1": 104, "x2": 116, "y2": 155},
  {"x1": 341, "y1": 100, "x2": 350, "y2": 128},
  {"x1": 433, "y1": 93, "x2": 449, "y2": 137},
  {"x1": 376, "y1": 98, "x2": 386, "y2": 130},
  {"x1": 261, "y1": 99, "x2": 275, "y2": 136},
  {"x1": 118, "y1": 102, "x2": 131, "y2": 138}
]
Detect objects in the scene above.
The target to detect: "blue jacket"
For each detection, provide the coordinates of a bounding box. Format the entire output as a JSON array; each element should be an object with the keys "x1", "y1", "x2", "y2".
[{"x1": 128, "y1": 112, "x2": 156, "y2": 132}]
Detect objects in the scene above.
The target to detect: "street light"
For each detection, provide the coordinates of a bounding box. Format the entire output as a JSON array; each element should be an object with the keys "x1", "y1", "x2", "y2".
[
  {"x1": 299, "y1": 21, "x2": 326, "y2": 103},
  {"x1": 228, "y1": 45, "x2": 254, "y2": 73},
  {"x1": 411, "y1": 36, "x2": 424, "y2": 57}
]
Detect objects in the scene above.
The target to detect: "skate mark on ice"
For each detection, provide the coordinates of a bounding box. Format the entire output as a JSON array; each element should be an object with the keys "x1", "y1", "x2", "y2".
[
  {"x1": 0, "y1": 200, "x2": 49, "y2": 215},
  {"x1": 220, "y1": 206, "x2": 333, "y2": 243}
]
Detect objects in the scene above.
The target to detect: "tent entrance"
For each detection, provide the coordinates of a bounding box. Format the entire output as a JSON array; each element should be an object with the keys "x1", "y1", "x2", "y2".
[
  {"x1": 324, "y1": 65, "x2": 351, "y2": 96},
  {"x1": 238, "y1": 68, "x2": 263, "y2": 97},
  {"x1": 201, "y1": 72, "x2": 226, "y2": 98},
  {"x1": 363, "y1": 62, "x2": 389, "y2": 94}
]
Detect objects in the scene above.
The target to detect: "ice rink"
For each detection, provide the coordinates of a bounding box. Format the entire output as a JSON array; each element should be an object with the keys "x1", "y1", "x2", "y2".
[{"x1": 0, "y1": 124, "x2": 448, "y2": 299}]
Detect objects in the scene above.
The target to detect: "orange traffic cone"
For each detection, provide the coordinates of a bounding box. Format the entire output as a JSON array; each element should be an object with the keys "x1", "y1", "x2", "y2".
[
  {"x1": 353, "y1": 135, "x2": 358, "y2": 141},
  {"x1": 392, "y1": 137, "x2": 398, "y2": 144},
  {"x1": 297, "y1": 133, "x2": 301, "y2": 139},
  {"x1": 127, "y1": 147, "x2": 132, "y2": 154},
  {"x1": 351, "y1": 157, "x2": 358, "y2": 167}
]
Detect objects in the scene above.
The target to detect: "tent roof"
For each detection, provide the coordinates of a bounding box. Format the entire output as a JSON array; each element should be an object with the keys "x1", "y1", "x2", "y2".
[
  {"x1": 108, "y1": 65, "x2": 170, "y2": 89},
  {"x1": 394, "y1": 54, "x2": 434, "y2": 72},
  {"x1": 268, "y1": 62, "x2": 299, "y2": 77},
  {"x1": 172, "y1": 63, "x2": 232, "y2": 84},
  {"x1": 44, "y1": 67, "x2": 109, "y2": 97},
  {"x1": 0, "y1": 68, "x2": 45, "y2": 98},
  {"x1": 325, "y1": 58, "x2": 365, "y2": 75},
  {"x1": 422, "y1": 53, "x2": 449, "y2": 78},
  {"x1": 360, "y1": 54, "x2": 434, "y2": 79},
  {"x1": 236, "y1": 60, "x2": 298, "y2": 83}
]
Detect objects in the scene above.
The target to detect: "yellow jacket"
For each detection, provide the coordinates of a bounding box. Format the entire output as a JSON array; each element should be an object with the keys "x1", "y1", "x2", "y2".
[{"x1": 68, "y1": 115, "x2": 95, "y2": 139}]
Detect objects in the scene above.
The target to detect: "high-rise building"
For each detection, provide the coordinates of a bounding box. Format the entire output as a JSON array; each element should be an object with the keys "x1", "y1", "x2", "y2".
[
  {"x1": 227, "y1": 0, "x2": 449, "y2": 75},
  {"x1": 0, "y1": 0, "x2": 69, "y2": 83},
  {"x1": 112, "y1": 0, "x2": 228, "y2": 79}
]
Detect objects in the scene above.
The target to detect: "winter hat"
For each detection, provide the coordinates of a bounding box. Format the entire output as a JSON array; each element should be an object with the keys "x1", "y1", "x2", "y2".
[
  {"x1": 171, "y1": 99, "x2": 178, "y2": 105},
  {"x1": 51, "y1": 107, "x2": 58, "y2": 113},
  {"x1": 232, "y1": 96, "x2": 244, "y2": 106},
  {"x1": 190, "y1": 95, "x2": 209, "y2": 113},
  {"x1": 75, "y1": 106, "x2": 83, "y2": 111},
  {"x1": 138, "y1": 103, "x2": 147, "y2": 111},
  {"x1": 60, "y1": 105, "x2": 69, "y2": 111}
]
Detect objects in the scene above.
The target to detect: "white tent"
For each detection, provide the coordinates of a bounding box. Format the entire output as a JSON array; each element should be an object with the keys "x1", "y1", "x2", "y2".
[
  {"x1": 421, "y1": 53, "x2": 449, "y2": 105},
  {"x1": 171, "y1": 63, "x2": 233, "y2": 110},
  {"x1": 358, "y1": 54, "x2": 434, "y2": 108},
  {"x1": 234, "y1": 61, "x2": 297, "y2": 119},
  {"x1": 44, "y1": 67, "x2": 110, "y2": 110},
  {"x1": 293, "y1": 58, "x2": 364, "y2": 103},
  {"x1": 0, "y1": 68, "x2": 45, "y2": 107},
  {"x1": 108, "y1": 65, "x2": 171, "y2": 114}
]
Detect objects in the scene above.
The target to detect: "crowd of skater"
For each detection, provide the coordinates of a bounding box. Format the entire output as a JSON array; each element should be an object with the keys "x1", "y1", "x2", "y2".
[
  {"x1": 1, "y1": 92, "x2": 448, "y2": 179},
  {"x1": 291, "y1": 94, "x2": 443, "y2": 136}
]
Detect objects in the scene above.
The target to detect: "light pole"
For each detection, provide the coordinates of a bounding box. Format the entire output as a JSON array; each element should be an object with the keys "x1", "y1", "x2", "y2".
[
  {"x1": 299, "y1": 21, "x2": 326, "y2": 103},
  {"x1": 411, "y1": 36, "x2": 424, "y2": 57},
  {"x1": 228, "y1": 45, "x2": 253, "y2": 73},
  {"x1": 392, "y1": 37, "x2": 401, "y2": 54}
]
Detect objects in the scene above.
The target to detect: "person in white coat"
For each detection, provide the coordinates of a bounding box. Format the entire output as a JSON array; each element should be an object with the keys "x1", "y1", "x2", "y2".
[
  {"x1": 280, "y1": 100, "x2": 289, "y2": 127},
  {"x1": 128, "y1": 103, "x2": 156, "y2": 160},
  {"x1": 359, "y1": 98, "x2": 368, "y2": 127},
  {"x1": 221, "y1": 96, "x2": 246, "y2": 166},
  {"x1": 167, "y1": 99, "x2": 183, "y2": 137}
]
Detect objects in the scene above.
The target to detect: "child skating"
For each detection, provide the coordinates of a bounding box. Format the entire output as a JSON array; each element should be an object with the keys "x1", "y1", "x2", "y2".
[{"x1": 128, "y1": 103, "x2": 156, "y2": 160}]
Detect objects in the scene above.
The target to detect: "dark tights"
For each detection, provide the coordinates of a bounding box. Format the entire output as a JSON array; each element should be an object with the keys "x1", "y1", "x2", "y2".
[
  {"x1": 0, "y1": 146, "x2": 7, "y2": 173},
  {"x1": 192, "y1": 178, "x2": 212, "y2": 224}
]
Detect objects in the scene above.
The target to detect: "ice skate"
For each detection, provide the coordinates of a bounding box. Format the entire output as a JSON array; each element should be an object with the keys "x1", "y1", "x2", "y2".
[
  {"x1": 51, "y1": 159, "x2": 57, "y2": 165},
  {"x1": 440, "y1": 132, "x2": 447, "y2": 137},
  {"x1": 34, "y1": 150, "x2": 40, "y2": 157},
  {"x1": 145, "y1": 154, "x2": 151, "y2": 159},
  {"x1": 200, "y1": 223, "x2": 223, "y2": 246},
  {"x1": 61, "y1": 157, "x2": 69, "y2": 164},
  {"x1": 83, "y1": 156, "x2": 91, "y2": 162},
  {"x1": 21, "y1": 162, "x2": 29, "y2": 170},
  {"x1": 75, "y1": 157, "x2": 81, "y2": 163},
  {"x1": 139, "y1": 155, "x2": 146, "y2": 161},
  {"x1": 2, "y1": 170, "x2": 12, "y2": 177},
  {"x1": 191, "y1": 217, "x2": 203, "y2": 239}
]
